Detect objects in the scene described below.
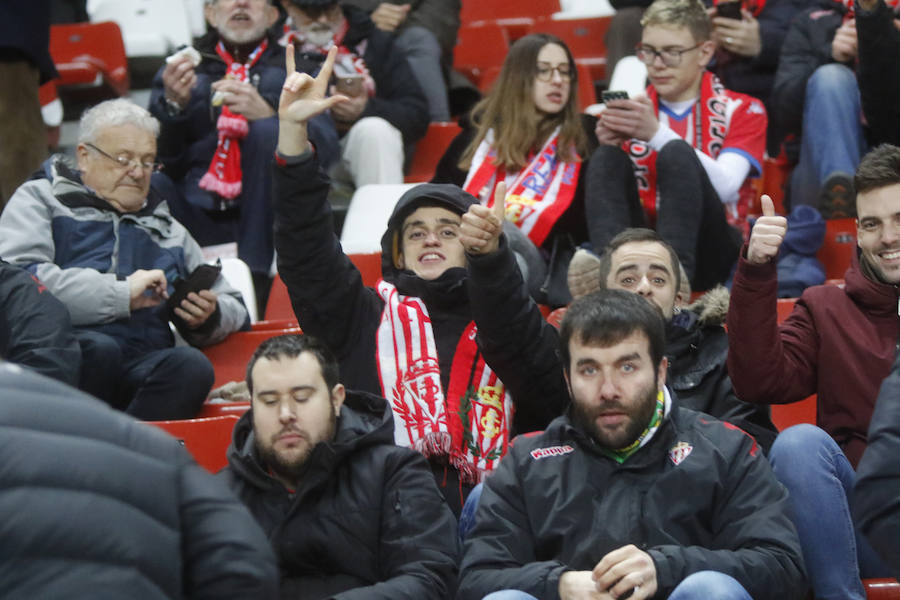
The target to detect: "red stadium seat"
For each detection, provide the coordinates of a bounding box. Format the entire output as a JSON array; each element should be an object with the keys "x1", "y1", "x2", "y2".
[
  {"x1": 405, "y1": 122, "x2": 463, "y2": 183},
  {"x1": 461, "y1": 0, "x2": 560, "y2": 40},
  {"x1": 49, "y1": 21, "x2": 129, "y2": 98},
  {"x1": 264, "y1": 274, "x2": 293, "y2": 321},
  {"x1": 818, "y1": 218, "x2": 856, "y2": 281},
  {"x1": 202, "y1": 326, "x2": 302, "y2": 389},
  {"x1": 198, "y1": 402, "x2": 250, "y2": 419},
  {"x1": 148, "y1": 415, "x2": 239, "y2": 473},
  {"x1": 864, "y1": 579, "x2": 900, "y2": 599},
  {"x1": 455, "y1": 22, "x2": 510, "y2": 87}
]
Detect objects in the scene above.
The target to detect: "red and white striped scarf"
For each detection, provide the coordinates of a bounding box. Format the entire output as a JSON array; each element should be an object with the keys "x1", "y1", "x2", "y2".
[
  {"x1": 463, "y1": 127, "x2": 581, "y2": 247},
  {"x1": 375, "y1": 279, "x2": 513, "y2": 483},
  {"x1": 198, "y1": 39, "x2": 268, "y2": 201}
]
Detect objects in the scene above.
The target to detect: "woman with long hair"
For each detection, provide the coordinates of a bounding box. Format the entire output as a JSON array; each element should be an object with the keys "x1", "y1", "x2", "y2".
[{"x1": 433, "y1": 33, "x2": 597, "y2": 304}]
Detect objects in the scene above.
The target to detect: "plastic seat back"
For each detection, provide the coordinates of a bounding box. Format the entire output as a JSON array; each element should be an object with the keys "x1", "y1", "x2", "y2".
[
  {"x1": 49, "y1": 21, "x2": 129, "y2": 96},
  {"x1": 88, "y1": 0, "x2": 193, "y2": 57},
  {"x1": 817, "y1": 218, "x2": 856, "y2": 281},
  {"x1": 202, "y1": 326, "x2": 303, "y2": 389},
  {"x1": 405, "y1": 122, "x2": 464, "y2": 183},
  {"x1": 148, "y1": 415, "x2": 240, "y2": 473}
]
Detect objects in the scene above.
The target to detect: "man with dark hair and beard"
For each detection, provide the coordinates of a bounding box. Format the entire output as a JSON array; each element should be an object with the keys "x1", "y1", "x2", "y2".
[
  {"x1": 220, "y1": 333, "x2": 459, "y2": 599},
  {"x1": 457, "y1": 289, "x2": 806, "y2": 600}
]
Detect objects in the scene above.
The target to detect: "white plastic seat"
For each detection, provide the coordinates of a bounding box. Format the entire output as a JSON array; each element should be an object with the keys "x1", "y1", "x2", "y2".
[
  {"x1": 219, "y1": 257, "x2": 258, "y2": 324},
  {"x1": 87, "y1": 0, "x2": 193, "y2": 57},
  {"x1": 340, "y1": 183, "x2": 418, "y2": 255}
]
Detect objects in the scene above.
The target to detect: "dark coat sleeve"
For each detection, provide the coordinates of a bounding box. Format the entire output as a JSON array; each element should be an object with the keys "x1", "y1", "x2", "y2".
[
  {"x1": 648, "y1": 426, "x2": 807, "y2": 599},
  {"x1": 853, "y1": 351, "x2": 900, "y2": 577},
  {"x1": 331, "y1": 450, "x2": 460, "y2": 600},
  {"x1": 726, "y1": 250, "x2": 819, "y2": 405},
  {"x1": 466, "y1": 239, "x2": 569, "y2": 434},
  {"x1": 178, "y1": 457, "x2": 280, "y2": 599},
  {"x1": 272, "y1": 153, "x2": 384, "y2": 392},
  {"x1": 362, "y1": 31, "x2": 430, "y2": 145},
  {"x1": 770, "y1": 8, "x2": 842, "y2": 143},
  {"x1": 856, "y1": 0, "x2": 900, "y2": 146},
  {"x1": 0, "y1": 263, "x2": 81, "y2": 387},
  {"x1": 457, "y1": 445, "x2": 571, "y2": 600}
]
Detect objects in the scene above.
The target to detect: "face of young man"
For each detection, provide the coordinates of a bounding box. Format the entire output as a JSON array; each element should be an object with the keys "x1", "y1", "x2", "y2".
[
  {"x1": 606, "y1": 241, "x2": 679, "y2": 320},
  {"x1": 857, "y1": 182, "x2": 900, "y2": 284},
  {"x1": 641, "y1": 24, "x2": 714, "y2": 103},
  {"x1": 396, "y1": 205, "x2": 467, "y2": 281},
  {"x1": 532, "y1": 42, "x2": 572, "y2": 115},
  {"x1": 284, "y1": 2, "x2": 345, "y2": 47},
  {"x1": 76, "y1": 123, "x2": 157, "y2": 213},
  {"x1": 250, "y1": 352, "x2": 344, "y2": 488},
  {"x1": 567, "y1": 331, "x2": 667, "y2": 450},
  {"x1": 205, "y1": 0, "x2": 279, "y2": 46}
]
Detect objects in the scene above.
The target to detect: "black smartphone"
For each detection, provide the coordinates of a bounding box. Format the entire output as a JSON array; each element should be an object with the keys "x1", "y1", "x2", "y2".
[
  {"x1": 717, "y1": 1, "x2": 742, "y2": 20},
  {"x1": 602, "y1": 90, "x2": 630, "y2": 103},
  {"x1": 166, "y1": 261, "x2": 222, "y2": 317}
]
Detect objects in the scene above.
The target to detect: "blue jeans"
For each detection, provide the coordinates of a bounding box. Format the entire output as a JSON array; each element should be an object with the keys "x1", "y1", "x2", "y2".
[
  {"x1": 459, "y1": 482, "x2": 483, "y2": 543},
  {"x1": 790, "y1": 64, "x2": 868, "y2": 209},
  {"x1": 770, "y1": 424, "x2": 890, "y2": 600},
  {"x1": 485, "y1": 572, "x2": 749, "y2": 600}
]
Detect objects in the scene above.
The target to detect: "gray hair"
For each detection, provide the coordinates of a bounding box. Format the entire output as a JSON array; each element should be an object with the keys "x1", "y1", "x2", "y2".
[{"x1": 77, "y1": 99, "x2": 160, "y2": 145}]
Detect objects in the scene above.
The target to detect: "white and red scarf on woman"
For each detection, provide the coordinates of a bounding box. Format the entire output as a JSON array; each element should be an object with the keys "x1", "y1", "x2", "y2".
[
  {"x1": 463, "y1": 127, "x2": 581, "y2": 247},
  {"x1": 375, "y1": 279, "x2": 513, "y2": 483},
  {"x1": 624, "y1": 71, "x2": 733, "y2": 225},
  {"x1": 198, "y1": 39, "x2": 268, "y2": 201}
]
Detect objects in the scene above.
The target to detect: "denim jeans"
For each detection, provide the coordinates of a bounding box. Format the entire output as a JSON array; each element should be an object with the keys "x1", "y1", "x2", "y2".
[
  {"x1": 458, "y1": 482, "x2": 483, "y2": 543},
  {"x1": 484, "y1": 571, "x2": 750, "y2": 600},
  {"x1": 790, "y1": 64, "x2": 868, "y2": 209},
  {"x1": 770, "y1": 424, "x2": 890, "y2": 600}
]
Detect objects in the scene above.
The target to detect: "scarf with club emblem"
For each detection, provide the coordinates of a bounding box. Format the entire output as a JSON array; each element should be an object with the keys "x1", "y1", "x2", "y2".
[
  {"x1": 375, "y1": 279, "x2": 513, "y2": 483},
  {"x1": 463, "y1": 127, "x2": 581, "y2": 247}
]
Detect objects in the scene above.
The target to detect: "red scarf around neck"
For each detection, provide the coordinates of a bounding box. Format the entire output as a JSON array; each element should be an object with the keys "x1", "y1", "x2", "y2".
[{"x1": 198, "y1": 38, "x2": 268, "y2": 202}]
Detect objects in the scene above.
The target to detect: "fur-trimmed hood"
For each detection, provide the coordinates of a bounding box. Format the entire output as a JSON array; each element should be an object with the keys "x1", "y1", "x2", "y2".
[{"x1": 685, "y1": 285, "x2": 730, "y2": 327}]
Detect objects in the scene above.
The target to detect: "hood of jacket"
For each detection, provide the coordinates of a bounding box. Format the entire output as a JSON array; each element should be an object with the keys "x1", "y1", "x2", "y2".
[
  {"x1": 226, "y1": 389, "x2": 397, "y2": 491},
  {"x1": 340, "y1": 4, "x2": 377, "y2": 48},
  {"x1": 378, "y1": 183, "x2": 478, "y2": 307}
]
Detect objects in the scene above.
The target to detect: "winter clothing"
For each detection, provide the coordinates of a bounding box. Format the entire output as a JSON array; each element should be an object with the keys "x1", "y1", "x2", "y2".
[
  {"x1": 0, "y1": 363, "x2": 278, "y2": 600},
  {"x1": 726, "y1": 248, "x2": 899, "y2": 467},
  {"x1": 0, "y1": 259, "x2": 81, "y2": 386},
  {"x1": 857, "y1": 0, "x2": 900, "y2": 147},
  {"x1": 0, "y1": 156, "x2": 250, "y2": 417},
  {"x1": 457, "y1": 403, "x2": 807, "y2": 600},
  {"x1": 221, "y1": 390, "x2": 460, "y2": 600},
  {"x1": 273, "y1": 149, "x2": 568, "y2": 514},
  {"x1": 854, "y1": 351, "x2": 900, "y2": 577},
  {"x1": 667, "y1": 286, "x2": 778, "y2": 451},
  {"x1": 149, "y1": 29, "x2": 339, "y2": 275}
]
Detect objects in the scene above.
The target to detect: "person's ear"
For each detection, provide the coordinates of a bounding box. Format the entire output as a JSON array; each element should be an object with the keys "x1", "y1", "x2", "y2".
[
  {"x1": 697, "y1": 39, "x2": 716, "y2": 68},
  {"x1": 331, "y1": 383, "x2": 345, "y2": 416},
  {"x1": 657, "y1": 356, "x2": 669, "y2": 389},
  {"x1": 75, "y1": 143, "x2": 91, "y2": 172}
]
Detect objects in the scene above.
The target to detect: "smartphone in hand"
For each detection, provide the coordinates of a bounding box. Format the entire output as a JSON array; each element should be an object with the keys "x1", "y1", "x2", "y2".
[
  {"x1": 602, "y1": 90, "x2": 630, "y2": 103},
  {"x1": 716, "y1": 1, "x2": 742, "y2": 20}
]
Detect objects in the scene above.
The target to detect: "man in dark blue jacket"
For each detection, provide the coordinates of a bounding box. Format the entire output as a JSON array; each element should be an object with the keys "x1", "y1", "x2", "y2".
[{"x1": 458, "y1": 290, "x2": 806, "y2": 600}]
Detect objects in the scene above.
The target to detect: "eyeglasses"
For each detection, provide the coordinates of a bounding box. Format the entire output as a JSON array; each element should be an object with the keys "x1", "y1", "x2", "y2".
[
  {"x1": 535, "y1": 62, "x2": 573, "y2": 82},
  {"x1": 85, "y1": 143, "x2": 163, "y2": 173},
  {"x1": 634, "y1": 44, "x2": 701, "y2": 67}
]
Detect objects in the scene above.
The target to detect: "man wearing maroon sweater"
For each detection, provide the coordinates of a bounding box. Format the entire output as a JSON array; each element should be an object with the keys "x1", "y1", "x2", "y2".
[{"x1": 726, "y1": 143, "x2": 900, "y2": 600}]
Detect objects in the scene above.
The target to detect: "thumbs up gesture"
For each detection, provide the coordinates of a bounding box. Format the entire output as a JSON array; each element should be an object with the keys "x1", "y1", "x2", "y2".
[
  {"x1": 460, "y1": 181, "x2": 509, "y2": 256},
  {"x1": 747, "y1": 195, "x2": 788, "y2": 265}
]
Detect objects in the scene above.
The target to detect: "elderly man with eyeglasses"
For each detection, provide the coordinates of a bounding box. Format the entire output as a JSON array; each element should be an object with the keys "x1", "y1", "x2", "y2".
[
  {"x1": 0, "y1": 98, "x2": 250, "y2": 420},
  {"x1": 579, "y1": 0, "x2": 766, "y2": 293}
]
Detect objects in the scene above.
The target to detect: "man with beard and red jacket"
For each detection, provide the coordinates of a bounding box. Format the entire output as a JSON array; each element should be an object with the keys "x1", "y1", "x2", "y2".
[
  {"x1": 726, "y1": 144, "x2": 900, "y2": 599},
  {"x1": 271, "y1": 45, "x2": 566, "y2": 516}
]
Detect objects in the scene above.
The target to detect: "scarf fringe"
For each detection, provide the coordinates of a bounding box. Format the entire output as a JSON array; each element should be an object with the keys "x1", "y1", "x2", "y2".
[
  {"x1": 216, "y1": 113, "x2": 249, "y2": 138},
  {"x1": 414, "y1": 431, "x2": 453, "y2": 459},
  {"x1": 198, "y1": 174, "x2": 242, "y2": 198}
]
